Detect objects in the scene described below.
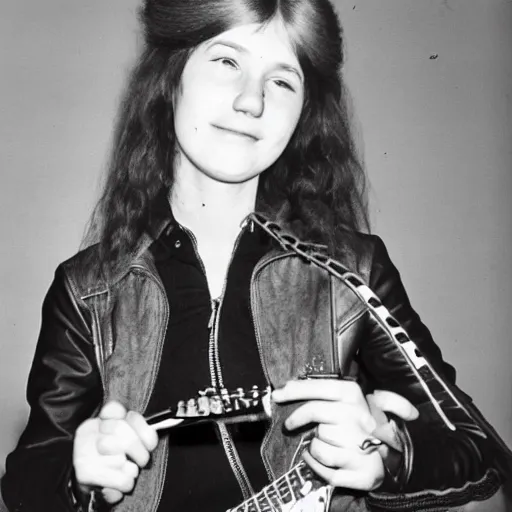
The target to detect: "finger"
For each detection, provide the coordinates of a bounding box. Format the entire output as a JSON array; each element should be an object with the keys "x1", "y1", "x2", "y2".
[
  {"x1": 101, "y1": 488, "x2": 124, "y2": 504},
  {"x1": 302, "y1": 450, "x2": 383, "y2": 491},
  {"x1": 125, "y1": 411, "x2": 159, "y2": 452},
  {"x1": 93, "y1": 452, "x2": 127, "y2": 470},
  {"x1": 75, "y1": 460, "x2": 135, "y2": 493},
  {"x1": 99, "y1": 401, "x2": 127, "y2": 421},
  {"x1": 371, "y1": 420, "x2": 404, "y2": 453},
  {"x1": 97, "y1": 420, "x2": 150, "y2": 467},
  {"x1": 122, "y1": 460, "x2": 140, "y2": 480},
  {"x1": 315, "y1": 422, "x2": 378, "y2": 449},
  {"x1": 285, "y1": 401, "x2": 376, "y2": 433},
  {"x1": 90, "y1": 467, "x2": 136, "y2": 494},
  {"x1": 365, "y1": 394, "x2": 389, "y2": 426},
  {"x1": 73, "y1": 454, "x2": 127, "y2": 488},
  {"x1": 96, "y1": 435, "x2": 125, "y2": 456},
  {"x1": 115, "y1": 421, "x2": 151, "y2": 468},
  {"x1": 99, "y1": 419, "x2": 122, "y2": 435},
  {"x1": 273, "y1": 379, "x2": 365, "y2": 406},
  {"x1": 98, "y1": 419, "x2": 151, "y2": 468},
  {"x1": 308, "y1": 437, "x2": 355, "y2": 469},
  {"x1": 369, "y1": 390, "x2": 419, "y2": 421}
]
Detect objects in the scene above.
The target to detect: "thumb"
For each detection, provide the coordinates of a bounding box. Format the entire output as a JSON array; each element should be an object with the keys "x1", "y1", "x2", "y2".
[
  {"x1": 368, "y1": 390, "x2": 419, "y2": 422},
  {"x1": 99, "y1": 401, "x2": 127, "y2": 420}
]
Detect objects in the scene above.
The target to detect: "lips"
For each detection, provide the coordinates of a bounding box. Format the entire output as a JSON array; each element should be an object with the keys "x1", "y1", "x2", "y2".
[{"x1": 213, "y1": 125, "x2": 259, "y2": 141}]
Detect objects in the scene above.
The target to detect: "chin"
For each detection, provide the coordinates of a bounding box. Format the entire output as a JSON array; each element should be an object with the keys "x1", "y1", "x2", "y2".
[
  {"x1": 204, "y1": 167, "x2": 260, "y2": 184},
  {"x1": 199, "y1": 158, "x2": 263, "y2": 184}
]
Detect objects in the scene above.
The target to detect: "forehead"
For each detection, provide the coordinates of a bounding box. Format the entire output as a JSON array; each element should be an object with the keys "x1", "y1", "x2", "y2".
[{"x1": 201, "y1": 19, "x2": 300, "y2": 66}]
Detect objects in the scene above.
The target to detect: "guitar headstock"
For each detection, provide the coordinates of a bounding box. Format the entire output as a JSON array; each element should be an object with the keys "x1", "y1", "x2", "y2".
[{"x1": 146, "y1": 385, "x2": 271, "y2": 430}]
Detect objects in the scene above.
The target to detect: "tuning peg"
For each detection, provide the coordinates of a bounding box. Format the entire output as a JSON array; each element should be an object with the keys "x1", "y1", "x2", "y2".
[
  {"x1": 220, "y1": 387, "x2": 233, "y2": 413},
  {"x1": 197, "y1": 394, "x2": 210, "y2": 416},
  {"x1": 186, "y1": 398, "x2": 198, "y2": 417},
  {"x1": 250, "y1": 385, "x2": 260, "y2": 406},
  {"x1": 209, "y1": 394, "x2": 223, "y2": 415},
  {"x1": 176, "y1": 400, "x2": 187, "y2": 417}
]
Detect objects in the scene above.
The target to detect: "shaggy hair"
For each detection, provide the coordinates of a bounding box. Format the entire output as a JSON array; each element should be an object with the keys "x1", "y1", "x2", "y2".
[{"x1": 84, "y1": 0, "x2": 369, "y2": 272}]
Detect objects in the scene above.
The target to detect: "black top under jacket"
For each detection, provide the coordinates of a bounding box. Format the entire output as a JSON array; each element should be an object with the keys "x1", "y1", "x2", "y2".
[{"x1": 146, "y1": 222, "x2": 271, "y2": 511}]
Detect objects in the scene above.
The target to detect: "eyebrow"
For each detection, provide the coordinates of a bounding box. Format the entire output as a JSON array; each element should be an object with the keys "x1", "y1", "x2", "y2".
[{"x1": 207, "y1": 40, "x2": 304, "y2": 82}]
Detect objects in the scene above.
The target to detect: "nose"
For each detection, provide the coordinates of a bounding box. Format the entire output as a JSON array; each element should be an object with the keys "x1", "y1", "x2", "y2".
[{"x1": 233, "y1": 76, "x2": 265, "y2": 118}]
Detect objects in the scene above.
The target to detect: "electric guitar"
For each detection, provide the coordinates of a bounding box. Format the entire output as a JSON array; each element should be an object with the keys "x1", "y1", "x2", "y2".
[
  {"x1": 144, "y1": 214, "x2": 491, "y2": 511},
  {"x1": 145, "y1": 385, "x2": 330, "y2": 511}
]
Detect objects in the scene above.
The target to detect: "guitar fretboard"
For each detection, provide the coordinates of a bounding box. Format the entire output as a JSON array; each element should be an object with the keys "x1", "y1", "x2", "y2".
[{"x1": 229, "y1": 460, "x2": 318, "y2": 512}]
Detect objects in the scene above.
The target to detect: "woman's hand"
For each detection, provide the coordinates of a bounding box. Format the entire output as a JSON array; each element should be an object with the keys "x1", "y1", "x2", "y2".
[
  {"x1": 73, "y1": 401, "x2": 159, "y2": 504},
  {"x1": 272, "y1": 380, "x2": 417, "y2": 491}
]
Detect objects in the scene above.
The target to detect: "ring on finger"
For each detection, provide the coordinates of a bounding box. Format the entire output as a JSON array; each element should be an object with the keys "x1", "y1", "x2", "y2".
[{"x1": 358, "y1": 435, "x2": 383, "y2": 452}]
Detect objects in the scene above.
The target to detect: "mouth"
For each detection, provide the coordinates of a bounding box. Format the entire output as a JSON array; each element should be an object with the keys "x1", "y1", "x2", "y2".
[{"x1": 213, "y1": 125, "x2": 259, "y2": 141}]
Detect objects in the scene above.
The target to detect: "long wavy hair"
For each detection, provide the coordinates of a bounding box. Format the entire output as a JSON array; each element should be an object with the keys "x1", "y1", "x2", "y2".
[{"x1": 84, "y1": 0, "x2": 369, "y2": 273}]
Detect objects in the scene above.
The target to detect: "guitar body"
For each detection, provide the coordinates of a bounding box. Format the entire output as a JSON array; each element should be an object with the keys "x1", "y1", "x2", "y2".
[
  {"x1": 287, "y1": 485, "x2": 331, "y2": 512},
  {"x1": 226, "y1": 461, "x2": 332, "y2": 512}
]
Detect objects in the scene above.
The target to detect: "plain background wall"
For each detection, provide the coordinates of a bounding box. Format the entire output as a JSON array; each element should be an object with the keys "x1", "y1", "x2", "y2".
[{"x1": 0, "y1": 0, "x2": 511, "y2": 475}]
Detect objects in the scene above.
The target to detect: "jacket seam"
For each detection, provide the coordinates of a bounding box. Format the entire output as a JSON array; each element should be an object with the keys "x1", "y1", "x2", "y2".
[
  {"x1": 336, "y1": 308, "x2": 366, "y2": 337},
  {"x1": 60, "y1": 266, "x2": 95, "y2": 336}
]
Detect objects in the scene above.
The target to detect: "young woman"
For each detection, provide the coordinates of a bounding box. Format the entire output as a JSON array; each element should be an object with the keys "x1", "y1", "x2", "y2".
[{"x1": 2, "y1": 0, "x2": 511, "y2": 511}]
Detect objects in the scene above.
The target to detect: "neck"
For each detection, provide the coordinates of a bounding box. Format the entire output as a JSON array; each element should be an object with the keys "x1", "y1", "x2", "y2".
[{"x1": 169, "y1": 170, "x2": 259, "y2": 243}]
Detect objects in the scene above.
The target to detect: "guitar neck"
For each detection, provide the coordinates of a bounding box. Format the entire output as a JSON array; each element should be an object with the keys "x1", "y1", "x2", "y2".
[{"x1": 228, "y1": 460, "x2": 318, "y2": 512}]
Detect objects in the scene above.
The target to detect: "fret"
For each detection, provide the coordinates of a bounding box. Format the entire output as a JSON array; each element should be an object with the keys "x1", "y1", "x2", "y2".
[
  {"x1": 295, "y1": 466, "x2": 306, "y2": 487},
  {"x1": 267, "y1": 483, "x2": 285, "y2": 508},
  {"x1": 283, "y1": 472, "x2": 297, "y2": 503},
  {"x1": 230, "y1": 461, "x2": 320, "y2": 512},
  {"x1": 262, "y1": 486, "x2": 280, "y2": 512},
  {"x1": 273, "y1": 475, "x2": 292, "y2": 503},
  {"x1": 253, "y1": 494, "x2": 262, "y2": 512}
]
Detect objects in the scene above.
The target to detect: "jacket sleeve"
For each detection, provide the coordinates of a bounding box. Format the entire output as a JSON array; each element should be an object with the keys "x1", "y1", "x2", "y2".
[
  {"x1": 1, "y1": 265, "x2": 103, "y2": 512},
  {"x1": 357, "y1": 236, "x2": 511, "y2": 509}
]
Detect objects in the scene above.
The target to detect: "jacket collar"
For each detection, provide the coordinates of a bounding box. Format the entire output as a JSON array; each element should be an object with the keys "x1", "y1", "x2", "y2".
[
  {"x1": 147, "y1": 187, "x2": 177, "y2": 240},
  {"x1": 93, "y1": 188, "x2": 328, "y2": 292}
]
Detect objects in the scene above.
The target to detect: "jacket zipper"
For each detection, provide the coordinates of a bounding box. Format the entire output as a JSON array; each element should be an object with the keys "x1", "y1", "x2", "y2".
[
  {"x1": 181, "y1": 223, "x2": 255, "y2": 500},
  {"x1": 208, "y1": 299, "x2": 222, "y2": 386}
]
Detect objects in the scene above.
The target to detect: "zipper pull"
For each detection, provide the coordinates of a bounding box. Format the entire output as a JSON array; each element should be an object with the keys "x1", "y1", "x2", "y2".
[{"x1": 208, "y1": 299, "x2": 220, "y2": 329}]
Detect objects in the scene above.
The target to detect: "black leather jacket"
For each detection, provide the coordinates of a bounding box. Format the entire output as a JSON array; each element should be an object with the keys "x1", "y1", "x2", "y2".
[{"x1": 2, "y1": 212, "x2": 510, "y2": 512}]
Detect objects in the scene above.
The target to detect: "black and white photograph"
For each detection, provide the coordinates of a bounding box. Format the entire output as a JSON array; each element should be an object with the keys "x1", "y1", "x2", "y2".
[{"x1": 0, "y1": 1, "x2": 511, "y2": 510}]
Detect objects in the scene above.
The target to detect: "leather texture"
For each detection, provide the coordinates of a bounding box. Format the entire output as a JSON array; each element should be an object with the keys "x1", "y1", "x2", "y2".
[{"x1": 1, "y1": 214, "x2": 510, "y2": 512}]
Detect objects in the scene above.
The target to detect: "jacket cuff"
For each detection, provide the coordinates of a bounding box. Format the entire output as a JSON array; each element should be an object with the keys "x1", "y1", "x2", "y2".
[{"x1": 367, "y1": 468, "x2": 502, "y2": 511}]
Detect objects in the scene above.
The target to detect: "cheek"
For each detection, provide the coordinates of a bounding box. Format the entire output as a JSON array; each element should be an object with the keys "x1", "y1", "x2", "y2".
[
  {"x1": 174, "y1": 91, "x2": 215, "y2": 140},
  {"x1": 265, "y1": 103, "x2": 302, "y2": 149}
]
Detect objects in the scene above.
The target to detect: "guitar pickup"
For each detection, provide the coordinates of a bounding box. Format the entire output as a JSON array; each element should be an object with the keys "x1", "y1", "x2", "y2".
[{"x1": 145, "y1": 385, "x2": 271, "y2": 431}]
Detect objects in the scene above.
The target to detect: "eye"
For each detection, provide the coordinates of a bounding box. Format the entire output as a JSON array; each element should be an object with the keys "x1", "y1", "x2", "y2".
[
  {"x1": 213, "y1": 57, "x2": 238, "y2": 69},
  {"x1": 272, "y1": 79, "x2": 295, "y2": 92}
]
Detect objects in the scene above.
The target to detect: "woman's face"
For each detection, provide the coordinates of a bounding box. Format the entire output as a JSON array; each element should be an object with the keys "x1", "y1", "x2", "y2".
[{"x1": 173, "y1": 18, "x2": 305, "y2": 184}]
